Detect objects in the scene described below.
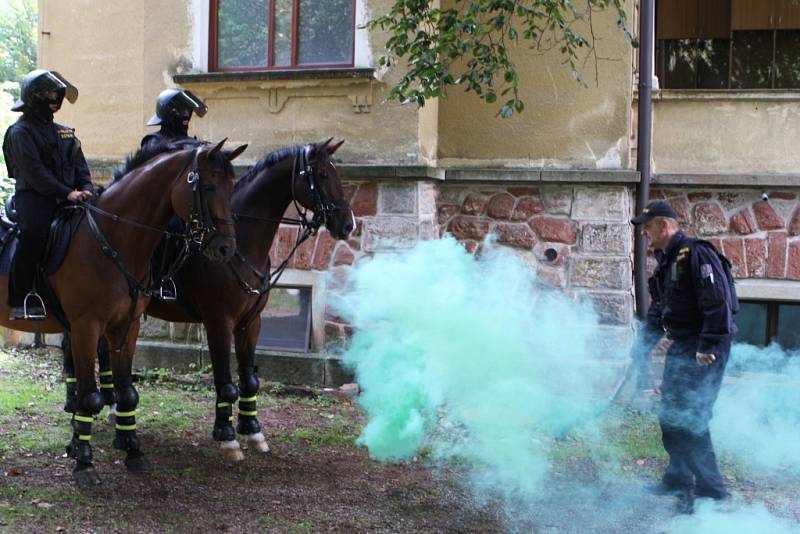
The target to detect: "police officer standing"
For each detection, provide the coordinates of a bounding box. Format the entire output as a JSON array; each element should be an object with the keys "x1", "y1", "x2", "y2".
[
  {"x1": 631, "y1": 200, "x2": 737, "y2": 513},
  {"x1": 141, "y1": 88, "x2": 207, "y2": 151},
  {"x1": 2, "y1": 70, "x2": 94, "y2": 320}
]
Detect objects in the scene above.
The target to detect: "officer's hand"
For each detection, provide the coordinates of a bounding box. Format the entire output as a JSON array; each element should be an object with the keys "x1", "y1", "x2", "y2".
[
  {"x1": 696, "y1": 352, "x2": 716, "y2": 366},
  {"x1": 79, "y1": 190, "x2": 94, "y2": 201},
  {"x1": 66, "y1": 190, "x2": 83, "y2": 203}
]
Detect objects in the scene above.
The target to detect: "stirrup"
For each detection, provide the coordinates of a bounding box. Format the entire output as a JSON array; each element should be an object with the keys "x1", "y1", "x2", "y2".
[
  {"x1": 23, "y1": 291, "x2": 47, "y2": 320},
  {"x1": 156, "y1": 278, "x2": 177, "y2": 301}
]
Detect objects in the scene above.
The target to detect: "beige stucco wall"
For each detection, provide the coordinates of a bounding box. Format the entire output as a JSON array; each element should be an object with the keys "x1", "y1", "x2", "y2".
[
  {"x1": 38, "y1": 0, "x2": 146, "y2": 158},
  {"x1": 37, "y1": 0, "x2": 421, "y2": 165},
  {"x1": 652, "y1": 93, "x2": 800, "y2": 175},
  {"x1": 434, "y1": 0, "x2": 634, "y2": 169}
]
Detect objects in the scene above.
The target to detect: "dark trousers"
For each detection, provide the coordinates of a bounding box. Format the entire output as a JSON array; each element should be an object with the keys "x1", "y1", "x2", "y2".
[
  {"x1": 658, "y1": 336, "x2": 730, "y2": 497},
  {"x1": 10, "y1": 191, "x2": 58, "y2": 306}
]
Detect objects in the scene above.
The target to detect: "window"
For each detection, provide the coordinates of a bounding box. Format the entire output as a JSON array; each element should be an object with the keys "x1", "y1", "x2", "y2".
[
  {"x1": 210, "y1": 0, "x2": 356, "y2": 71},
  {"x1": 656, "y1": 0, "x2": 800, "y2": 89},
  {"x1": 735, "y1": 300, "x2": 800, "y2": 348},
  {"x1": 257, "y1": 286, "x2": 312, "y2": 352}
]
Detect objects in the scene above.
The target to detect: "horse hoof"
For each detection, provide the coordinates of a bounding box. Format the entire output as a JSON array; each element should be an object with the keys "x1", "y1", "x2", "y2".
[
  {"x1": 221, "y1": 440, "x2": 244, "y2": 461},
  {"x1": 73, "y1": 466, "x2": 101, "y2": 487},
  {"x1": 124, "y1": 454, "x2": 151, "y2": 473},
  {"x1": 106, "y1": 404, "x2": 117, "y2": 425},
  {"x1": 246, "y1": 432, "x2": 270, "y2": 453}
]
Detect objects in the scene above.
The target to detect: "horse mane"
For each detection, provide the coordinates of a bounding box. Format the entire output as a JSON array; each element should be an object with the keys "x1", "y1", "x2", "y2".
[
  {"x1": 111, "y1": 138, "x2": 205, "y2": 184},
  {"x1": 234, "y1": 144, "x2": 309, "y2": 191}
]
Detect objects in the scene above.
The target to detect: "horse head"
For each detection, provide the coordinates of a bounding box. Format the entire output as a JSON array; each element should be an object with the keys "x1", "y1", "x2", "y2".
[
  {"x1": 292, "y1": 138, "x2": 353, "y2": 240},
  {"x1": 171, "y1": 139, "x2": 247, "y2": 263}
]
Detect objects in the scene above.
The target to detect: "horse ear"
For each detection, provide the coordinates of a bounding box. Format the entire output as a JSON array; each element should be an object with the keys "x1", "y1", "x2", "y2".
[
  {"x1": 224, "y1": 144, "x2": 248, "y2": 162},
  {"x1": 208, "y1": 138, "x2": 228, "y2": 158},
  {"x1": 318, "y1": 137, "x2": 333, "y2": 152},
  {"x1": 328, "y1": 139, "x2": 345, "y2": 154}
]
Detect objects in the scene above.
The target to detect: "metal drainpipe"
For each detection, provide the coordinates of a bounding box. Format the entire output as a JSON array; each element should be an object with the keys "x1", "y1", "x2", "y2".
[{"x1": 634, "y1": 0, "x2": 655, "y2": 320}]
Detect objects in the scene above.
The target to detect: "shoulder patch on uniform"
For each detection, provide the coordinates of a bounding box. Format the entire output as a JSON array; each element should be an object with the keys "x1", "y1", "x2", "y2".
[
  {"x1": 700, "y1": 263, "x2": 715, "y2": 283},
  {"x1": 58, "y1": 128, "x2": 75, "y2": 139}
]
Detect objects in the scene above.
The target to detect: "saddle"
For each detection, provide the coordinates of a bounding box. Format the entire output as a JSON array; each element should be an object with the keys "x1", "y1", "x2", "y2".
[{"x1": 1, "y1": 195, "x2": 86, "y2": 325}]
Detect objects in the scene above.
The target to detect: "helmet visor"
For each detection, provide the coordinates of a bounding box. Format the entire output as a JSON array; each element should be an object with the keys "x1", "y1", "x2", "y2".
[
  {"x1": 174, "y1": 90, "x2": 207, "y2": 118},
  {"x1": 33, "y1": 71, "x2": 79, "y2": 104}
]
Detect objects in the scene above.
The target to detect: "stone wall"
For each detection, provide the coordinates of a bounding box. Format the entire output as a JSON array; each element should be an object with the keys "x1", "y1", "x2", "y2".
[
  {"x1": 436, "y1": 184, "x2": 634, "y2": 332},
  {"x1": 651, "y1": 188, "x2": 800, "y2": 281}
]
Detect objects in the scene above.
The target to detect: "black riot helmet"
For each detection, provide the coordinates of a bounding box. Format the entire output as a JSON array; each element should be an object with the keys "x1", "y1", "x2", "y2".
[
  {"x1": 146, "y1": 89, "x2": 207, "y2": 126},
  {"x1": 11, "y1": 69, "x2": 79, "y2": 112}
]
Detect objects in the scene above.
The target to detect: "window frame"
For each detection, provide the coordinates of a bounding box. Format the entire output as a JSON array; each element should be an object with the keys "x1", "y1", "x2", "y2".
[
  {"x1": 736, "y1": 298, "x2": 799, "y2": 347},
  {"x1": 256, "y1": 285, "x2": 313, "y2": 353},
  {"x1": 655, "y1": 0, "x2": 800, "y2": 90},
  {"x1": 208, "y1": 0, "x2": 357, "y2": 72}
]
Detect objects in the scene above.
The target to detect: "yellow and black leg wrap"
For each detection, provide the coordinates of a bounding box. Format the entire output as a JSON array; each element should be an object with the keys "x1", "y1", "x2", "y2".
[
  {"x1": 66, "y1": 412, "x2": 94, "y2": 465},
  {"x1": 99, "y1": 369, "x2": 115, "y2": 406},
  {"x1": 212, "y1": 382, "x2": 238, "y2": 442},
  {"x1": 112, "y1": 384, "x2": 140, "y2": 452},
  {"x1": 64, "y1": 375, "x2": 78, "y2": 414},
  {"x1": 237, "y1": 366, "x2": 261, "y2": 435}
]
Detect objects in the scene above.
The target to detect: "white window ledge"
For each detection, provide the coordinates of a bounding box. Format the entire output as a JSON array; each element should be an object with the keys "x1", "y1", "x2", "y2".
[{"x1": 736, "y1": 279, "x2": 800, "y2": 302}]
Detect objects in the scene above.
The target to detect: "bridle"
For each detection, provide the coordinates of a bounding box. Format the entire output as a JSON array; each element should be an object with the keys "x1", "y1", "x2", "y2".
[{"x1": 227, "y1": 145, "x2": 353, "y2": 329}]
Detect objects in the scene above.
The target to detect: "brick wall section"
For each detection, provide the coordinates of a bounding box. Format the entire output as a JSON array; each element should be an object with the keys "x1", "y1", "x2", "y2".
[
  {"x1": 436, "y1": 184, "x2": 634, "y2": 328},
  {"x1": 649, "y1": 188, "x2": 800, "y2": 280}
]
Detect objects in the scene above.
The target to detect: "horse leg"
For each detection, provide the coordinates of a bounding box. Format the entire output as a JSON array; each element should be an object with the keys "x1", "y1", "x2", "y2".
[
  {"x1": 107, "y1": 323, "x2": 150, "y2": 473},
  {"x1": 97, "y1": 336, "x2": 117, "y2": 423},
  {"x1": 235, "y1": 320, "x2": 269, "y2": 453},
  {"x1": 65, "y1": 322, "x2": 105, "y2": 487},
  {"x1": 61, "y1": 332, "x2": 78, "y2": 413},
  {"x1": 206, "y1": 321, "x2": 244, "y2": 461}
]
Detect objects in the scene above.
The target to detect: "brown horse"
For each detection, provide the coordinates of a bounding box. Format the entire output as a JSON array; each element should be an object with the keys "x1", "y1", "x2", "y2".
[
  {"x1": 1, "y1": 139, "x2": 245, "y2": 485},
  {"x1": 140, "y1": 139, "x2": 353, "y2": 459}
]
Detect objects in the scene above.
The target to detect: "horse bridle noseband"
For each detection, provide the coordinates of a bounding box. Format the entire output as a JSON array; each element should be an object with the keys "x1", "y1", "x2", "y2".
[{"x1": 186, "y1": 147, "x2": 235, "y2": 247}]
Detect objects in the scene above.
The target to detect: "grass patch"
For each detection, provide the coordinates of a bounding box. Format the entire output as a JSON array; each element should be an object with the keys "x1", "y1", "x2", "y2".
[{"x1": 291, "y1": 428, "x2": 359, "y2": 450}]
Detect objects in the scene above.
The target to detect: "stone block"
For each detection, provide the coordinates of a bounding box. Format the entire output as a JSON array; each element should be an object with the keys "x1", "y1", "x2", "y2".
[
  {"x1": 332, "y1": 244, "x2": 355, "y2": 266},
  {"x1": 536, "y1": 266, "x2": 566, "y2": 288},
  {"x1": 529, "y1": 217, "x2": 577, "y2": 244},
  {"x1": 687, "y1": 192, "x2": 713, "y2": 202},
  {"x1": 133, "y1": 341, "x2": 203, "y2": 371},
  {"x1": 693, "y1": 202, "x2": 727, "y2": 236},
  {"x1": 351, "y1": 183, "x2": 377, "y2": 217},
  {"x1": 511, "y1": 196, "x2": 545, "y2": 221},
  {"x1": 312, "y1": 230, "x2": 337, "y2": 270},
  {"x1": 437, "y1": 204, "x2": 460, "y2": 226},
  {"x1": 139, "y1": 317, "x2": 170, "y2": 340},
  {"x1": 722, "y1": 238, "x2": 747, "y2": 278},
  {"x1": 729, "y1": 209, "x2": 756, "y2": 235},
  {"x1": 508, "y1": 186, "x2": 540, "y2": 197},
  {"x1": 542, "y1": 188, "x2": 573, "y2": 215},
  {"x1": 379, "y1": 183, "x2": 417, "y2": 214},
  {"x1": 583, "y1": 291, "x2": 633, "y2": 326},
  {"x1": 293, "y1": 233, "x2": 317, "y2": 270},
  {"x1": 753, "y1": 201, "x2": 784, "y2": 231},
  {"x1": 437, "y1": 186, "x2": 467, "y2": 205},
  {"x1": 487, "y1": 193, "x2": 515, "y2": 220},
  {"x1": 418, "y1": 182, "x2": 438, "y2": 216},
  {"x1": 461, "y1": 193, "x2": 488, "y2": 215},
  {"x1": 788, "y1": 241, "x2": 800, "y2": 280},
  {"x1": 745, "y1": 238, "x2": 767, "y2": 278},
  {"x1": 494, "y1": 223, "x2": 536, "y2": 249},
  {"x1": 767, "y1": 232, "x2": 787, "y2": 279},
  {"x1": 579, "y1": 223, "x2": 630, "y2": 254},
  {"x1": 447, "y1": 216, "x2": 492, "y2": 241},
  {"x1": 789, "y1": 207, "x2": 800, "y2": 236},
  {"x1": 534, "y1": 242, "x2": 571, "y2": 267},
  {"x1": 570, "y1": 257, "x2": 631, "y2": 290},
  {"x1": 668, "y1": 197, "x2": 691, "y2": 226},
  {"x1": 572, "y1": 187, "x2": 627, "y2": 221},
  {"x1": 362, "y1": 217, "x2": 419, "y2": 252}
]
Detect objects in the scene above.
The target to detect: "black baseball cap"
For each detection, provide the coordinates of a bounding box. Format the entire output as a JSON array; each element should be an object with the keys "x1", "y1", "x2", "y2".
[{"x1": 630, "y1": 200, "x2": 678, "y2": 224}]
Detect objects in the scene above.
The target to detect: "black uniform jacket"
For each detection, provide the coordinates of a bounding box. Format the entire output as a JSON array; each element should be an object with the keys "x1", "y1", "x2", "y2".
[
  {"x1": 643, "y1": 230, "x2": 737, "y2": 357},
  {"x1": 3, "y1": 114, "x2": 93, "y2": 200}
]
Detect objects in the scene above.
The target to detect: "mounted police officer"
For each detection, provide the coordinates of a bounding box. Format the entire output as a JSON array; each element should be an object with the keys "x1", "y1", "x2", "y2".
[
  {"x1": 631, "y1": 200, "x2": 738, "y2": 513},
  {"x1": 141, "y1": 89, "x2": 207, "y2": 151},
  {"x1": 2, "y1": 69, "x2": 94, "y2": 320}
]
